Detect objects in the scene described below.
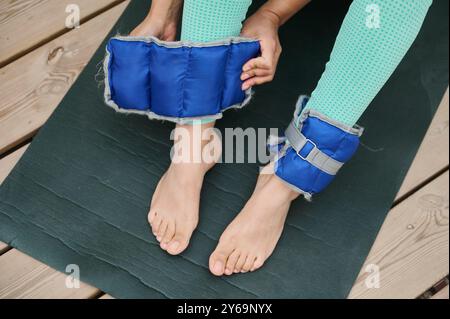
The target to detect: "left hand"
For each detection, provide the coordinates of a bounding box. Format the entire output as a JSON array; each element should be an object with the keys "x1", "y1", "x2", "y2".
[{"x1": 240, "y1": 10, "x2": 282, "y2": 90}]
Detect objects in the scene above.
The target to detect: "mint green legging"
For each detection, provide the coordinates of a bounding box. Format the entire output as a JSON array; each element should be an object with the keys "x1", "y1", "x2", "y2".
[{"x1": 180, "y1": 0, "x2": 432, "y2": 126}]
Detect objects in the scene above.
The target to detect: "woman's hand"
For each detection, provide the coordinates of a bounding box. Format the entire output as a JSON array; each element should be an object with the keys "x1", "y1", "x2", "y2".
[
  {"x1": 129, "y1": 0, "x2": 183, "y2": 41},
  {"x1": 240, "y1": 10, "x2": 282, "y2": 90},
  {"x1": 130, "y1": 18, "x2": 177, "y2": 40}
]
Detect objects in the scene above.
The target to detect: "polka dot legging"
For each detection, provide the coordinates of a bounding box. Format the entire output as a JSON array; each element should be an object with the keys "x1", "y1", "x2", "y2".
[{"x1": 180, "y1": 0, "x2": 432, "y2": 126}]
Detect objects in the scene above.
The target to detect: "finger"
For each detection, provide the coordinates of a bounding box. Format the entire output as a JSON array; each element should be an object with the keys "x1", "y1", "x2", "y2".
[
  {"x1": 242, "y1": 75, "x2": 274, "y2": 90},
  {"x1": 241, "y1": 68, "x2": 271, "y2": 81},
  {"x1": 242, "y1": 57, "x2": 271, "y2": 72}
]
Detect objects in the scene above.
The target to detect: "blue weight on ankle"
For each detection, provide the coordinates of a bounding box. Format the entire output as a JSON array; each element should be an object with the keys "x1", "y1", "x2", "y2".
[
  {"x1": 271, "y1": 96, "x2": 364, "y2": 200},
  {"x1": 103, "y1": 36, "x2": 260, "y2": 124}
]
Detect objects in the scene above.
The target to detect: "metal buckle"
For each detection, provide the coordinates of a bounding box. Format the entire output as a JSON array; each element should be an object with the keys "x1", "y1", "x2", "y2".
[{"x1": 296, "y1": 139, "x2": 317, "y2": 160}]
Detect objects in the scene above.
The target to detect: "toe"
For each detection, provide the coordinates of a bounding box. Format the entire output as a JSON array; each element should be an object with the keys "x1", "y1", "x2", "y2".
[
  {"x1": 151, "y1": 215, "x2": 163, "y2": 236},
  {"x1": 224, "y1": 250, "x2": 240, "y2": 276},
  {"x1": 242, "y1": 255, "x2": 256, "y2": 273},
  {"x1": 148, "y1": 209, "x2": 157, "y2": 224},
  {"x1": 251, "y1": 255, "x2": 265, "y2": 272},
  {"x1": 166, "y1": 228, "x2": 191, "y2": 255},
  {"x1": 234, "y1": 253, "x2": 247, "y2": 273},
  {"x1": 157, "y1": 220, "x2": 168, "y2": 242},
  {"x1": 160, "y1": 221, "x2": 175, "y2": 250},
  {"x1": 209, "y1": 244, "x2": 234, "y2": 276}
]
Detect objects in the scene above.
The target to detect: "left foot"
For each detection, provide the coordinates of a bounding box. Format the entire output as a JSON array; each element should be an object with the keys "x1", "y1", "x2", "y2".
[{"x1": 209, "y1": 165, "x2": 299, "y2": 276}]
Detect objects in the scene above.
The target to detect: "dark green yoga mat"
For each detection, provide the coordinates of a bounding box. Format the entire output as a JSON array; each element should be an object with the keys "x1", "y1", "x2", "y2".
[{"x1": 0, "y1": 0, "x2": 448, "y2": 298}]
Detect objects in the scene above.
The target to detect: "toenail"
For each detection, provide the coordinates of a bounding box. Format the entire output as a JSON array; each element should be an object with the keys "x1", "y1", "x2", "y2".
[
  {"x1": 169, "y1": 241, "x2": 180, "y2": 251},
  {"x1": 213, "y1": 261, "x2": 223, "y2": 274}
]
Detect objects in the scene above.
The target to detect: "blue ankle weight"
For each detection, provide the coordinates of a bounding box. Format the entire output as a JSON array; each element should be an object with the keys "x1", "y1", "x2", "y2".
[
  {"x1": 270, "y1": 96, "x2": 364, "y2": 200},
  {"x1": 103, "y1": 36, "x2": 260, "y2": 124}
]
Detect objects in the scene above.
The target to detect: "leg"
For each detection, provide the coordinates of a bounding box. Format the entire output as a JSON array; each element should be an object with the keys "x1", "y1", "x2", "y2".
[
  {"x1": 149, "y1": 0, "x2": 253, "y2": 255},
  {"x1": 209, "y1": 0, "x2": 432, "y2": 275},
  {"x1": 181, "y1": 0, "x2": 252, "y2": 42}
]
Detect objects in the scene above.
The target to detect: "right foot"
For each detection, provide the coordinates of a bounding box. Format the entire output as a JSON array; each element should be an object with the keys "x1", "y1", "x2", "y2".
[{"x1": 148, "y1": 123, "x2": 220, "y2": 255}]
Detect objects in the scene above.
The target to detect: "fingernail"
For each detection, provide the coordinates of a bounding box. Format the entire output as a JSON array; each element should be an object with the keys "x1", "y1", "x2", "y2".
[
  {"x1": 169, "y1": 241, "x2": 180, "y2": 251},
  {"x1": 213, "y1": 261, "x2": 223, "y2": 274},
  {"x1": 241, "y1": 73, "x2": 248, "y2": 80}
]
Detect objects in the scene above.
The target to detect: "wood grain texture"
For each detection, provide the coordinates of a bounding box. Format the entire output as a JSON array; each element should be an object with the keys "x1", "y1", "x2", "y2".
[
  {"x1": 432, "y1": 285, "x2": 449, "y2": 299},
  {"x1": 0, "y1": 249, "x2": 99, "y2": 299},
  {"x1": 396, "y1": 88, "x2": 449, "y2": 200},
  {"x1": 0, "y1": 99, "x2": 448, "y2": 299},
  {"x1": 349, "y1": 172, "x2": 449, "y2": 299},
  {"x1": 0, "y1": 145, "x2": 28, "y2": 254},
  {"x1": 0, "y1": 0, "x2": 120, "y2": 66},
  {"x1": 0, "y1": 1, "x2": 447, "y2": 298},
  {"x1": 0, "y1": 1, "x2": 130, "y2": 154},
  {"x1": 0, "y1": 0, "x2": 128, "y2": 299},
  {"x1": 0, "y1": 145, "x2": 28, "y2": 184}
]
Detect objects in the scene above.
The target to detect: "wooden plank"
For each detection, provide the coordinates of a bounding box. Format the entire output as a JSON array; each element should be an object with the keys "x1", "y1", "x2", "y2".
[
  {"x1": 0, "y1": 249, "x2": 99, "y2": 299},
  {"x1": 432, "y1": 285, "x2": 449, "y2": 299},
  {"x1": 349, "y1": 171, "x2": 449, "y2": 299},
  {"x1": 0, "y1": 242, "x2": 9, "y2": 254},
  {"x1": 396, "y1": 88, "x2": 449, "y2": 200},
  {"x1": 0, "y1": 1, "x2": 128, "y2": 299},
  {"x1": 0, "y1": 0, "x2": 121, "y2": 66},
  {"x1": 0, "y1": 1, "x2": 130, "y2": 154},
  {"x1": 0, "y1": 145, "x2": 29, "y2": 184},
  {"x1": 0, "y1": 105, "x2": 448, "y2": 300},
  {"x1": 0, "y1": 55, "x2": 446, "y2": 301},
  {"x1": 0, "y1": 145, "x2": 29, "y2": 254}
]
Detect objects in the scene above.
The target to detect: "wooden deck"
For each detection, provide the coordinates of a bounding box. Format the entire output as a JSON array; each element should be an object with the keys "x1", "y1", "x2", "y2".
[{"x1": 0, "y1": 0, "x2": 448, "y2": 299}]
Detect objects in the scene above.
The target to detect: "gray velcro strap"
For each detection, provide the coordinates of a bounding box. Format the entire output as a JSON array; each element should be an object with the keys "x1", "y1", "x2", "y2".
[{"x1": 285, "y1": 121, "x2": 344, "y2": 175}]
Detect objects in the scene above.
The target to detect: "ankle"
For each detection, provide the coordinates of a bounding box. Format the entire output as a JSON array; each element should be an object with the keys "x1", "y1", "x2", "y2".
[
  {"x1": 167, "y1": 162, "x2": 206, "y2": 186},
  {"x1": 171, "y1": 123, "x2": 221, "y2": 166},
  {"x1": 266, "y1": 175, "x2": 300, "y2": 203}
]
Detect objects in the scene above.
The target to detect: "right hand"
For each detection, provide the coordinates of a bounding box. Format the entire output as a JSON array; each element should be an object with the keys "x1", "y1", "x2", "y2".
[
  {"x1": 129, "y1": 0, "x2": 182, "y2": 41},
  {"x1": 130, "y1": 18, "x2": 177, "y2": 41},
  {"x1": 240, "y1": 9, "x2": 282, "y2": 90}
]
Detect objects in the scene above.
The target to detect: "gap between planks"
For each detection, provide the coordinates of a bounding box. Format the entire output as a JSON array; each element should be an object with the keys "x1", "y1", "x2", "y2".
[
  {"x1": 0, "y1": 0, "x2": 131, "y2": 155},
  {"x1": 395, "y1": 88, "x2": 449, "y2": 202},
  {"x1": 0, "y1": 0, "x2": 129, "y2": 299},
  {"x1": 0, "y1": 0, "x2": 447, "y2": 298},
  {"x1": 348, "y1": 171, "x2": 449, "y2": 299},
  {"x1": 432, "y1": 285, "x2": 449, "y2": 299},
  {"x1": 0, "y1": 0, "x2": 128, "y2": 68},
  {"x1": 0, "y1": 249, "x2": 99, "y2": 299},
  {"x1": 0, "y1": 95, "x2": 448, "y2": 298}
]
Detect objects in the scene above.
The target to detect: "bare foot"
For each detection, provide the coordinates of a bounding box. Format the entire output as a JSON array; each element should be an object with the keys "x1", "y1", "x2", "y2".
[
  {"x1": 209, "y1": 164, "x2": 299, "y2": 275},
  {"x1": 149, "y1": 123, "x2": 221, "y2": 255}
]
